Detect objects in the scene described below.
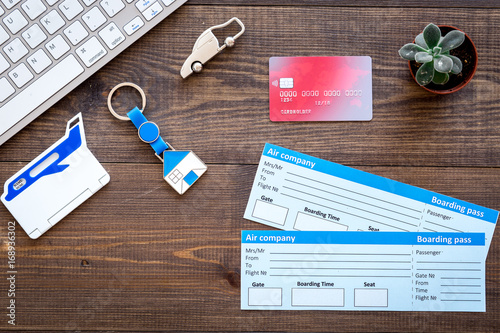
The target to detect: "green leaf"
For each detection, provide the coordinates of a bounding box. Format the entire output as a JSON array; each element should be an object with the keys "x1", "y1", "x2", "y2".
[
  {"x1": 433, "y1": 46, "x2": 442, "y2": 55},
  {"x1": 432, "y1": 72, "x2": 449, "y2": 85},
  {"x1": 415, "y1": 52, "x2": 433, "y2": 63},
  {"x1": 423, "y1": 23, "x2": 441, "y2": 49},
  {"x1": 399, "y1": 43, "x2": 427, "y2": 60},
  {"x1": 434, "y1": 55, "x2": 453, "y2": 73},
  {"x1": 439, "y1": 30, "x2": 465, "y2": 52},
  {"x1": 416, "y1": 61, "x2": 434, "y2": 86},
  {"x1": 448, "y1": 55, "x2": 463, "y2": 74},
  {"x1": 415, "y1": 33, "x2": 428, "y2": 49}
]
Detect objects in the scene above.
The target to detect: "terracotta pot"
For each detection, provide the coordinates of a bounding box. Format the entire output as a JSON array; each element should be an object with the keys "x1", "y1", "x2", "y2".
[{"x1": 408, "y1": 25, "x2": 478, "y2": 94}]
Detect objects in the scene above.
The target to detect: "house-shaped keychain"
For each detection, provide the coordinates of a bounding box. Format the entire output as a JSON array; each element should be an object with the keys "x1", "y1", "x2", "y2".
[
  {"x1": 129, "y1": 106, "x2": 208, "y2": 195},
  {"x1": 107, "y1": 83, "x2": 207, "y2": 195},
  {"x1": 162, "y1": 150, "x2": 207, "y2": 195}
]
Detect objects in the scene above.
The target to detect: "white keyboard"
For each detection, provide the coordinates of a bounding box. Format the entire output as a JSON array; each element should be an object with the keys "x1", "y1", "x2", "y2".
[{"x1": 0, "y1": 0, "x2": 186, "y2": 145}]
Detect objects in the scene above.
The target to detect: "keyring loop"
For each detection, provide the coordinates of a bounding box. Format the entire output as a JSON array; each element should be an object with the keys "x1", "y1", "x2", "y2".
[{"x1": 107, "y1": 82, "x2": 147, "y2": 121}]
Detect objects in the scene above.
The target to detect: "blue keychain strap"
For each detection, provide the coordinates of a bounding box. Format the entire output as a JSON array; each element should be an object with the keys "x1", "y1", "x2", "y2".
[{"x1": 127, "y1": 107, "x2": 169, "y2": 155}]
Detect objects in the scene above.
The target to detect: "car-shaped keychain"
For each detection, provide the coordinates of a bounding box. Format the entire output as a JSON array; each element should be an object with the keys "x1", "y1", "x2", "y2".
[{"x1": 180, "y1": 17, "x2": 245, "y2": 78}]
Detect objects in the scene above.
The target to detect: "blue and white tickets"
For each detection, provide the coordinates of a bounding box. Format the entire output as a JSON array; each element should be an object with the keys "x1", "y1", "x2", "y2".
[
  {"x1": 244, "y1": 143, "x2": 498, "y2": 255},
  {"x1": 1, "y1": 113, "x2": 110, "y2": 239},
  {"x1": 241, "y1": 230, "x2": 486, "y2": 312}
]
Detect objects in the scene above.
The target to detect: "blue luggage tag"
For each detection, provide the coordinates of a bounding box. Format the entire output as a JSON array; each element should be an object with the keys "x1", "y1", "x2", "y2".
[
  {"x1": 107, "y1": 83, "x2": 207, "y2": 195},
  {"x1": 1, "y1": 113, "x2": 110, "y2": 239}
]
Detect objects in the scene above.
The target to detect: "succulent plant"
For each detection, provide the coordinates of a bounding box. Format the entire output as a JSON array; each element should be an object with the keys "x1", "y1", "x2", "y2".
[{"x1": 399, "y1": 23, "x2": 465, "y2": 86}]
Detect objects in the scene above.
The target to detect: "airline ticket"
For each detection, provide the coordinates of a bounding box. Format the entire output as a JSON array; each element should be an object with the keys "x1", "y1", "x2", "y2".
[
  {"x1": 243, "y1": 144, "x2": 498, "y2": 254},
  {"x1": 241, "y1": 230, "x2": 486, "y2": 311}
]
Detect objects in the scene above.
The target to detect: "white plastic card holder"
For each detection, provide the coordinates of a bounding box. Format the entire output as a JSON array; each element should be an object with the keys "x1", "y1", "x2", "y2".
[{"x1": 1, "y1": 113, "x2": 110, "y2": 239}]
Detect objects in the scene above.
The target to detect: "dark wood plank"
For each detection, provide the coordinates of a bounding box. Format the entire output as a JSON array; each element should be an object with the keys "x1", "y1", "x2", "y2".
[
  {"x1": 0, "y1": 163, "x2": 499, "y2": 331},
  {"x1": 1, "y1": 6, "x2": 499, "y2": 168},
  {"x1": 188, "y1": 0, "x2": 500, "y2": 8},
  {"x1": 1, "y1": 2, "x2": 500, "y2": 332}
]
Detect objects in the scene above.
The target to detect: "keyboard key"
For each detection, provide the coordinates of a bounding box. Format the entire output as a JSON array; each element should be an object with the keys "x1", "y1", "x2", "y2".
[
  {"x1": 0, "y1": 55, "x2": 84, "y2": 135},
  {"x1": 1, "y1": 0, "x2": 22, "y2": 10},
  {"x1": 99, "y1": 22, "x2": 125, "y2": 50},
  {"x1": 40, "y1": 10, "x2": 65, "y2": 35},
  {"x1": 3, "y1": 9, "x2": 29, "y2": 34},
  {"x1": 135, "y1": 0, "x2": 153, "y2": 12},
  {"x1": 0, "y1": 25, "x2": 9, "y2": 45},
  {"x1": 75, "y1": 36, "x2": 107, "y2": 67},
  {"x1": 123, "y1": 16, "x2": 144, "y2": 36},
  {"x1": 161, "y1": 0, "x2": 174, "y2": 6},
  {"x1": 3, "y1": 38, "x2": 29, "y2": 63},
  {"x1": 142, "y1": 1, "x2": 162, "y2": 21},
  {"x1": 22, "y1": 0, "x2": 47, "y2": 20},
  {"x1": 9, "y1": 63, "x2": 34, "y2": 88},
  {"x1": 27, "y1": 49, "x2": 52, "y2": 73},
  {"x1": 0, "y1": 53, "x2": 9, "y2": 74},
  {"x1": 45, "y1": 34, "x2": 70, "y2": 59},
  {"x1": 64, "y1": 20, "x2": 89, "y2": 45},
  {"x1": 22, "y1": 24, "x2": 47, "y2": 49},
  {"x1": 59, "y1": 0, "x2": 84, "y2": 20},
  {"x1": 0, "y1": 6, "x2": 4, "y2": 15},
  {"x1": 100, "y1": 0, "x2": 125, "y2": 17},
  {"x1": 0, "y1": 77, "x2": 15, "y2": 102},
  {"x1": 82, "y1": 7, "x2": 106, "y2": 32},
  {"x1": 81, "y1": 0, "x2": 97, "y2": 6}
]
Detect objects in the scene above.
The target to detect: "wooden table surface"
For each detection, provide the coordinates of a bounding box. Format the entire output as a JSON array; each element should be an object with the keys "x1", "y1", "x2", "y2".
[{"x1": 1, "y1": 0, "x2": 500, "y2": 331}]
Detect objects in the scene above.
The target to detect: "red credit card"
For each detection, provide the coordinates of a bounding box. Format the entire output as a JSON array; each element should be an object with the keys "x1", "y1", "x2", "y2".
[{"x1": 269, "y1": 56, "x2": 372, "y2": 121}]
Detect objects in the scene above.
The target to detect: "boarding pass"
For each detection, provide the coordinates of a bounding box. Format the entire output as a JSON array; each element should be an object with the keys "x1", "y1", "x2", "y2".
[
  {"x1": 243, "y1": 144, "x2": 498, "y2": 254},
  {"x1": 241, "y1": 230, "x2": 486, "y2": 312}
]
